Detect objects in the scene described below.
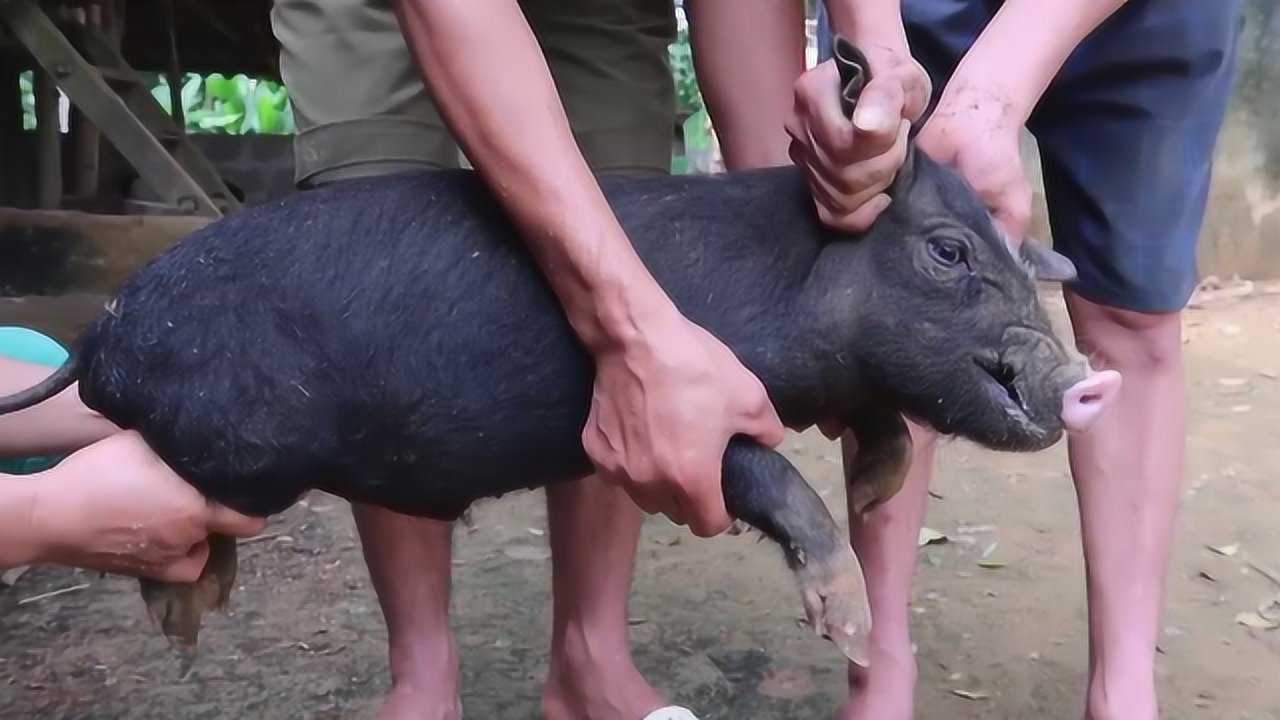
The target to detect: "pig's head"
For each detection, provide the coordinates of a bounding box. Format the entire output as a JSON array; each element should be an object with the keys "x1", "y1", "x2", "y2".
[{"x1": 835, "y1": 148, "x2": 1120, "y2": 451}]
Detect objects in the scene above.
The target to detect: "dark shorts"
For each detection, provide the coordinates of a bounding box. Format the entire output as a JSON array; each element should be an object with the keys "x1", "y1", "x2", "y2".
[{"x1": 819, "y1": 0, "x2": 1246, "y2": 312}]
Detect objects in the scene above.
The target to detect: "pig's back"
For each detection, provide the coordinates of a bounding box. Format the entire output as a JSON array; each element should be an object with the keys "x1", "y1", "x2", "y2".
[{"x1": 77, "y1": 169, "x2": 819, "y2": 518}]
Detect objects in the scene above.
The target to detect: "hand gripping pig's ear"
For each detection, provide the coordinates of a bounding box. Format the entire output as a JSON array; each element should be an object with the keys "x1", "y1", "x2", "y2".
[
  {"x1": 832, "y1": 35, "x2": 1077, "y2": 285},
  {"x1": 832, "y1": 35, "x2": 917, "y2": 197}
]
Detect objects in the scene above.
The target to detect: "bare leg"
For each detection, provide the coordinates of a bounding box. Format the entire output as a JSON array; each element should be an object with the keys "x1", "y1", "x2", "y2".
[
  {"x1": 353, "y1": 504, "x2": 462, "y2": 720},
  {"x1": 0, "y1": 358, "x2": 118, "y2": 457},
  {"x1": 542, "y1": 476, "x2": 666, "y2": 720},
  {"x1": 1065, "y1": 293, "x2": 1183, "y2": 720},
  {"x1": 685, "y1": 0, "x2": 806, "y2": 171},
  {"x1": 836, "y1": 424, "x2": 936, "y2": 720}
]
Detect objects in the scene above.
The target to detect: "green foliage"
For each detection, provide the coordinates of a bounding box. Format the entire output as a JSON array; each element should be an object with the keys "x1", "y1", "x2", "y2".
[
  {"x1": 668, "y1": 6, "x2": 717, "y2": 175},
  {"x1": 151, "y1": 72, "x2": 296, "y2": 135},
  {"x1": 19, "y1": 67, "x2": 294, "y2": 135},
  {"x1": 19, "y1": 71, "x2": 36, "y2": 131},
  {"x1": 669, "y1": 22, "x2": 703, "y2": 117}
]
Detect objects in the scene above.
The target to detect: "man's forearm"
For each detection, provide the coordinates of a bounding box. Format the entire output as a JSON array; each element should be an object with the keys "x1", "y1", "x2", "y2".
[
  {"x1": 0, "y1": 478, "x2": 43, "y2": 568},
  {"x1": 951, "y1": 0, "x2": 1129, "y2": 121},
  {"x1": 0, "y1": 358, "x2": 118, "y2": 457},
  {"x1": 393, "y1": 1, "x2": 675, "y2": 350}
]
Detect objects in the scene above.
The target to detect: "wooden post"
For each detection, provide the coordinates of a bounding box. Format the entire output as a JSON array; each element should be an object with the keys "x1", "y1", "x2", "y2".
[
  {"x1": 69, "y1": 104, "x2": 99, "y2": 198},
  {"x1": 0, "y1": 58, "x2": 21, "y2": 206},
  {"x1": 70, "y1": 3, "x2": 103, "y2": 199},
  {"x1": 162, "y1": 0, "x2": 185, "y2": 130},
  {"x1": 34, "y1": 65, "x2": 61, "y2": 209}
]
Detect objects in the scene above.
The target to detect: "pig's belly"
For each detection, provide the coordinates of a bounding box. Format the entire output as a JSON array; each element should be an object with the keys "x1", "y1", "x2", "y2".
[
  {"x1": 80, "y1": 340, "x2": 599, "y2": 519},
  {"x1": 76, "y1": 281, "x2": 602, "y2": 520}
]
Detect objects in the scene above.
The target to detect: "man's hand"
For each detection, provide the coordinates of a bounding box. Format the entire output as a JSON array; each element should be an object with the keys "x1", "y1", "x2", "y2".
[
  {"x1": 915, "y1": 79, "x2": 1032, "y2": 244},
  {"x1": 30, "y1": 431, "x2": 266, "y2": 581},
  {"x1": 786, "y1": 45, "x2": 929, "y2": 233},
  {"x1": 394, "y1": 1, "x2": 788, "y2": 538},
  {"x1": 583, "y1": 311, "x2": 785, "y2": 538}
]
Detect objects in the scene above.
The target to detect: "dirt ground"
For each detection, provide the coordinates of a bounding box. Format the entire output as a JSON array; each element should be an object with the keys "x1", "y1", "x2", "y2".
[{"x1": 1, "y1": 286, "x2": 1278, "y2": 720}]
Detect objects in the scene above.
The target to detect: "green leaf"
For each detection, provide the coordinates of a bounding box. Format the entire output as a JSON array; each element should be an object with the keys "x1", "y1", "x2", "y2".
[
  {"x1": 252, "y1": 80, "x2": 294, "y2": 133},
  {"x1": 204, "y1": 73, "x2": 236, "y2": 102},
  {"x1": 196, "y1": 111, "x2": 243, "y2": 130},
  {"x1": 145, "y1": 72, "x2": 295, "y2": 134},
  {"x1": 255, "y1": 95, "x2": 281, "y2": 133},
  {"x1": 667, "y1": 28, "x2": 703, "y2": 115},
  {"x1": 682, "y1": 108, "x2": 711, "y2": 152},
  {"x1": 181, "y1": 75, "x2": 204, "y2": 114},
  {"x1": 232, "y1": 74, "x2": 252, "y2": 99},
  {"x1": 19, "y1": 71, "x2": 37, "y2": 130},
  {"x1": 150, "y1": 84, "x2": 173, "y2": 115},
  {"x1": 279, "y1": 97, "x2": 297, "y2": 134}
]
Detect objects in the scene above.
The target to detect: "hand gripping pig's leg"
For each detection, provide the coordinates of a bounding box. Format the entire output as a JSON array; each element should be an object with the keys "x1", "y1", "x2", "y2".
[
  {"x1": 139, "y1": 532, "x2": 239, "y2": 664},
  {"x1": 721, "y1": 437, "x2": 872, "y2": 666},
  {"x1": 843, "y1": 409, "x2": 913, "y2": 516}
]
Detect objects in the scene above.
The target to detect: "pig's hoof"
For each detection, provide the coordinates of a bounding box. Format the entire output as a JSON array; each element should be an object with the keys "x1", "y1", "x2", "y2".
[
  {"x1": 139, "y1": 533, "x2": 239, "y2": 660},
  {"x1": 795, "y1": 544, "x2": 872, "y2": 667}
]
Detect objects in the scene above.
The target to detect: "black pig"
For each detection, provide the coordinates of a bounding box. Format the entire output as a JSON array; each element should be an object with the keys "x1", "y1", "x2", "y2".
[
  {"x1": 0, "y1": 150, "x2": 1118, "y2": 662},
  {"x1": 0, "y1": 48, "x2": 1119, "y2": 668}
]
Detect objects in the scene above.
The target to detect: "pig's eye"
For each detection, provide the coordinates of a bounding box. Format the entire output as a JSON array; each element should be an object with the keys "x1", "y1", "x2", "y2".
[{"x1": 927, "y1": 237, "x2": 967, "y2": 268}]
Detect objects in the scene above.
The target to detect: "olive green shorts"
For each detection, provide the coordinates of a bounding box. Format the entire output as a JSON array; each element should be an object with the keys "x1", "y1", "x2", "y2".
[{"x1": 271, "y1": 0, "x2": 677, "y2": 186}]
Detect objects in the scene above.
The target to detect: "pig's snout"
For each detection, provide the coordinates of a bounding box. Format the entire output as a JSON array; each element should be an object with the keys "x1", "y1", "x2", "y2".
[{"x1": 1060, "y1": 369, "x2": 1121, "y2": 433}]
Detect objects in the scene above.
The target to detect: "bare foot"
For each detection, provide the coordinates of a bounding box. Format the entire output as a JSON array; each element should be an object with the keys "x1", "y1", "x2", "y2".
[
  {"x1": 374, "y1": 634, "x2": 462, "y2": 720},
  {"x1": 835, "y1": 646, "x2": 917, "y2": 720},
  {"x1": 543, "y1": 624, "x2": 667, "y2": 720}
]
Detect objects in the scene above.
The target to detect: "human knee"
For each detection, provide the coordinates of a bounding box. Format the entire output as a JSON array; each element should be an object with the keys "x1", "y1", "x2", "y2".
[{"x1": 1068, "y1": 295, "x2": 1183, "y2": 376}]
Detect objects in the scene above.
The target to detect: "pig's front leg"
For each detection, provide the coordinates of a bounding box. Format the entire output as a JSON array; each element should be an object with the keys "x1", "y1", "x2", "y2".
[
  {"x1": 842, "y1": 408, "x2": 912, "y2": 516},
  {"x1": 721, "y1": 437, "x2": 872, "y2": 666}
]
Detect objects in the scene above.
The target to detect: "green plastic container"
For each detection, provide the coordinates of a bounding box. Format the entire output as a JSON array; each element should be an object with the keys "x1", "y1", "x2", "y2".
[{"x1": 0, "y1": 327, "x2": 69, "y2": 475}]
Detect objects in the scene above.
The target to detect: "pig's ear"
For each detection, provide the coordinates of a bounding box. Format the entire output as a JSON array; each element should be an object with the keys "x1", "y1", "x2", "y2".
[
  {"x1": 1019, "y1": 237, "x2": 1077, "y2": 283},
  {"x1": 833, "y1": 34, "x2": 918, "y2": 199},
  {"x1": 888, "y1": 143, "x2": 917, "y2": 197}
]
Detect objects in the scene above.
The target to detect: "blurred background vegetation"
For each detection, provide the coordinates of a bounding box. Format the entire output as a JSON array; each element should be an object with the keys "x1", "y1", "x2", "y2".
[{"x1": 19, "y1": 69, "x2": 294, "y2": 135}]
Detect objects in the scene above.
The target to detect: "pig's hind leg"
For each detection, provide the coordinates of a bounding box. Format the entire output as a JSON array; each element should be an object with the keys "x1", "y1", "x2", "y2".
[{"x1": 138, "y1": 533, "x2": 240, "y2": 669}]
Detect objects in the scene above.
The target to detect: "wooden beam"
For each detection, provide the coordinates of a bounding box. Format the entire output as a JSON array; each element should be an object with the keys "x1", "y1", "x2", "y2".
[
  {"x1": 0, "y1": 0, "x2": 223, "y2": 216},
  {"x1": 0, "y1": 207, "x2": 209, "y2": 297}
]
